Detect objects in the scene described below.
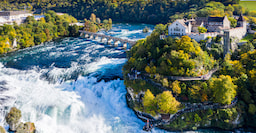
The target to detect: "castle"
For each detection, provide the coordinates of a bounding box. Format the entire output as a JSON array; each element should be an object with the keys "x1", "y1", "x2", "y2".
[
  {"x1": 168, "y1": 15, "x2": 247, "y2": 42},
  {"x1": 0, "y1": 11, "x2": 32, "y2": 25}
]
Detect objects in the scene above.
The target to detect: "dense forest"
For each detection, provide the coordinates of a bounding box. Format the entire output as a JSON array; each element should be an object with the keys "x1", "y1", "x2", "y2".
[
  {"x1": 119, "y1": 1, "x2": 256, "y2": 131},
  {"x1": 124, "y1": 23, "x2": 256, "y2": 130},
  {"x1": 0, "y1": 11, "x2": 80, "y2": 54},
  {"x1": 0, "y1": 0, "x2": 243, "y2": 24},
  {"x1": 1, "y1": 0, "x2": 256, "y2": 131},
  {"x1": 84, "y1": 13, "x2": 112, "y2": 32}
]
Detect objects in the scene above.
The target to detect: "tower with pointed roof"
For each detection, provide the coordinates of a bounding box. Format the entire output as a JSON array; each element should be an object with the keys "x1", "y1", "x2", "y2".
[{"x1": 237, "y1": 14, "x2": 246, "y2": 28}]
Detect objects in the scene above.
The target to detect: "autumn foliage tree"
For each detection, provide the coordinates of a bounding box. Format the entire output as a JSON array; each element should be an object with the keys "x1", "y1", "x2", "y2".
[
  {"x1": 156, "y1": 91, "x2": 180, "y2": 114},
  {"x1": 172, "y1": 80, "x2": 181, "y2": 96},
  {"x1": 198, "y1": 26, "x2": 207, "y2": 33},
  {"x1": 143, "y1": 89, "x2": 156, "y2": 114},
  {"x1": 209, "y1": 75, "x2": 237, "y2": 105},
  {"x1": 0, "y1": 37, "x2": 10, "y2": 54}
]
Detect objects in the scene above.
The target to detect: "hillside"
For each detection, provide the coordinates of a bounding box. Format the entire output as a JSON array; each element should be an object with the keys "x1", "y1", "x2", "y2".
[
  {"x1": 0, "y1": 0, "x2": 240, "y2": 24},
  {"x1": 240, "y1": 1, "x2": 256, "y2": 11}
]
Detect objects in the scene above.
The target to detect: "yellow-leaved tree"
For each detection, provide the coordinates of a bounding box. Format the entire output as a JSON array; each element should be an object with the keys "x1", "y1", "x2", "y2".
[
  {"x1": 0, "y1": 37, "x2": 10, "y2": 54},
  {"x1": 172, "y1": 80, "x2": 181, "y2": 96},
  {"x1": 175, "y1": 36, "x2": 195, "y2": 53},
  {"x1": 142, "y1": 89, "x2": 156, "y2": 114},
  {"x1": 209, "y1": 75, "x2": 237, "y2": 105},
  {"x1": 156, "y1": 91, "x2": 180, "y2": 114}
]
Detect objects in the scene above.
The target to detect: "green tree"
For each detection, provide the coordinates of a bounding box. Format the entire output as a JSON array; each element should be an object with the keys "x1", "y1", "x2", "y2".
[
  {"x1": 68, "y1": 25, "x2": 79, "y2": 37},
  {"x1": 172, "y1": 80, "x2": 181, "y2": 96},
  {"x1": 248, "y1": 104, "x2": 256, "y2": 115},
  {"x1": 143, "y1": 89, "x2": 156, "y2": 112},
  {"x1": 209, "y1": 75, "x2": 237, "y2": 105},
  {"x1": 225, "y1": 4, "x2": 234, "y2": 15},
  {"x1": 44, "y1": 14, "x2": 51, "y2": 23},
  {"x1": 240, "y1": 42, "x2": 255, "y2": 54},
  {"x1": 228, "y1": 17, "x2": 237, "y2": 28},
  {"x1": 154, "y1": 24, "x2": 166, "y2": 34},
  {"x1": 194, "y1": 113, "x2": 202, "y2": 123},
  {"x1": 198, "y1": 26, "x2": 207, "y2": 33},
  {"x1": 156, "y1": 91, "x2": 180, "y2": 114}
]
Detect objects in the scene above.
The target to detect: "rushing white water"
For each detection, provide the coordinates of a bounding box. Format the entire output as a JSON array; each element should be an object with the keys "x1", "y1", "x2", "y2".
[
  {"x1": 0, "y1": 23, "x2": 239, "y2": 133},
  {"x1": 0, "y1": 65, "x2": 145, "y2": 133},
  {"x1": 0, "y1": 23, "x2": 160, "y2": 133}
]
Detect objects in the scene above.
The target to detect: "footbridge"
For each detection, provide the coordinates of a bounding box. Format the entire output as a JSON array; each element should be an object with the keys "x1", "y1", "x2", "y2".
[{"x1": 79, "y1": 30, "x2": 137, "y2": 49}]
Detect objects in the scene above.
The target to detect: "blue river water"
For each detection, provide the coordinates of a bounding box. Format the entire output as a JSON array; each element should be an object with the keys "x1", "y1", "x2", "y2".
[{"x1": 0, "y1": 23, "x2": 249, "y2": 133}]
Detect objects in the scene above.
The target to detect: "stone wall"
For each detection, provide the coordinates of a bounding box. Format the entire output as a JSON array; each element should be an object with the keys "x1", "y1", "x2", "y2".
[
  {"x1": 229, "y1": 27, "x2": 247, "y2": 40},
  {"x1": 188, "y1": 32, "x2": 219, "y2": 42}
]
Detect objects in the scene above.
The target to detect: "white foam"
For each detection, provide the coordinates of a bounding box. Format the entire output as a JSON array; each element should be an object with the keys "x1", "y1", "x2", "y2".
[
  {"x1": 0, "y1": 64, "x2": 146, "y2": 133},
  {"x1": 0, "y1": 24, "x2": 167, "y2": 133}
]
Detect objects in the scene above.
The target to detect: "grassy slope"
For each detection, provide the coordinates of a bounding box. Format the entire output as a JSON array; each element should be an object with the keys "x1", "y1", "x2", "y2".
[
  {"x1": 240, "y1": 1, "x2": 256, "y2": 11},
  {"x1": 240, "y1": 34, "x2": 254, "y2": 42}
]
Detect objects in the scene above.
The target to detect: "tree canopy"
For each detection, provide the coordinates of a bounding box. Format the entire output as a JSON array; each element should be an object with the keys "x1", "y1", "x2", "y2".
[
  {"x1": 125, "y1": 28, "x2": 216, "y2": 77},
  {"x1": 0, "y1": 11, "x2": 81, "y2": 53},
  {"x1": 209, "y1": 75, "x2": 237, "y2": 105},
  {"x1": 156, "y1": 91, "x2": 180, "y2": 114}
]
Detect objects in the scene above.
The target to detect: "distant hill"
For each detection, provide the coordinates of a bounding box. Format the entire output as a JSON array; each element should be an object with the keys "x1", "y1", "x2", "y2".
[{"x1": 240, "y1": 1, "x2": 256, "y2": 11}]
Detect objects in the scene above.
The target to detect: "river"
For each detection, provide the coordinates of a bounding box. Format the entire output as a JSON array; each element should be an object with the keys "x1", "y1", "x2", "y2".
[{"x1": 0, "y1": 23, "x2": 249, "y2": 133}]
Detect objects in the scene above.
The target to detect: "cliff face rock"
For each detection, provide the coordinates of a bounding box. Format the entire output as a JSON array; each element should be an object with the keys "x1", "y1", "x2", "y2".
[
  {"x1": 5, "y1": 107, "x2": 21, "y2": 131},
  {"x1": 16, "y1": 122, "x2": 36, "y2": 133}
]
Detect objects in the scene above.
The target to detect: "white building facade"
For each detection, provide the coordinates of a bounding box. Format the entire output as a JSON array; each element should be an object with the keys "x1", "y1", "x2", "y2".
[
  {"x1": 168, "y1": 15, "x2": 247, "y2": 42},
  {"x1": 168, "y1": 19, "x2": 190, "y2": 36},
  {"x1": 0, "y1": 11, "x2": 32, "y2": 25}
]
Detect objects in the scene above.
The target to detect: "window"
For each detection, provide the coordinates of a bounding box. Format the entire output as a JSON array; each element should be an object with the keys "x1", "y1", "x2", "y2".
[{"x1": 176, "y1": 24, "x2": 178, "y2": 26}]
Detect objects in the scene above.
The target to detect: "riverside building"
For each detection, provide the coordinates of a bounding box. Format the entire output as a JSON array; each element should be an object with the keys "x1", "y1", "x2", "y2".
[
  {"x1": 0, "y1": 10, "x2": 32, "y2": 25},
  {"x1": 168, "y1": 15, "x2": 247, "y2": 41}
]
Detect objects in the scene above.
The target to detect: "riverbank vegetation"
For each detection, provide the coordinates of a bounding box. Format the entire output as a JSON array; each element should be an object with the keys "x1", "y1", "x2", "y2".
[
  {"x1": 166, "y1": 108, "x2": 240, "y2": 131},
  {"x1": 123, "y1": 21, "x2": 256, "y2": 130},
  {"x1": 124, "y1": 29, "x2": 216, "y2": 77},
  {"x1": 84, "y1": 13, "x2": 112, "y2": 33},
  {"x1": 240, "y1": 1, "x2": 256, "y2": 11},
  {"x1": 0, "y1": 10, "x2": 81, "y2": 54},
  {"x1": 0, "y1": 0, "x2": 240, "y2": 24}
]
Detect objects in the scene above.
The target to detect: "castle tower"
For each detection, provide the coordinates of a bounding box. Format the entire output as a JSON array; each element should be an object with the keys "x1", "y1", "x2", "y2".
[
  {"x1": 237, "y1": 14, "x2": 246, "y2": 27},
  {"x1": 223, "y1": 30, "x2": 230, "y2": 57}
]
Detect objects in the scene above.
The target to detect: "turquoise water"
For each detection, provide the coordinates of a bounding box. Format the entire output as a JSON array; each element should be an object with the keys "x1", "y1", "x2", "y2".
[{"x1": 0, "y1": 23, "x2": 251, "y2": 133}]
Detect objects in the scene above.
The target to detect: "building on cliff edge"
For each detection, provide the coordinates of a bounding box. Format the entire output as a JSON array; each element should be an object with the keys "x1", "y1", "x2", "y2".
[
  {"x1": 168, "y1": 15, "x2": 247, "y2": 42},
  {"x1": 0, "y1": 10, "x2": 33, "y2": 26}
]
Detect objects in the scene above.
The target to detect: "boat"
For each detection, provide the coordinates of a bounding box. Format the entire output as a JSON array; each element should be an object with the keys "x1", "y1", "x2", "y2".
[{"x1": 143, "y1": 119, "x2": 153, "y2": 132}]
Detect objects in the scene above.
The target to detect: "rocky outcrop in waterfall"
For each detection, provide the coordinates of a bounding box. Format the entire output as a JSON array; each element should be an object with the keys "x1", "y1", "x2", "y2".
[
  {"x1": 6, "y1": 107, "x2": 21, "y2": 131},
  {"x1": 5, "y1": 107, "x2": 36, "y2": 133},
  {"x1": 16, "y1": 122, "x2": 36, "y2": 133}
]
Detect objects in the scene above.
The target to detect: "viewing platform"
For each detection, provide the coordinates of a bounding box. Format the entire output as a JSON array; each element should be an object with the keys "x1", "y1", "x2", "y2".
[{"x1": 79, "y1": 30, "x2": 137, "y2": 49}]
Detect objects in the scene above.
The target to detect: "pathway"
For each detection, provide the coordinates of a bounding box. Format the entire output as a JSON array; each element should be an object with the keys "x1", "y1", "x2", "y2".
[{"x1": 136, "y1": 97, "x2": 238, "y2": 126}]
